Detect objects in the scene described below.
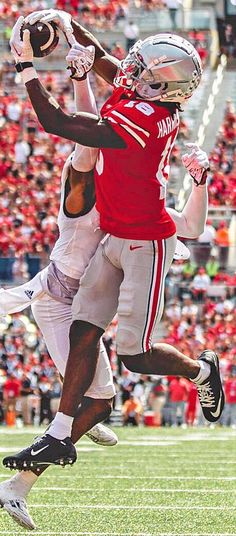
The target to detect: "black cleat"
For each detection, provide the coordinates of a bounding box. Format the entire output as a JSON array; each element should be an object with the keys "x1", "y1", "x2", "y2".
[
  {"x1": 3, "y1": 434, "x2": 77, "y2": 471},
  {"x1": 196, "y1": 350, "x2": 225, "y2": 423}
]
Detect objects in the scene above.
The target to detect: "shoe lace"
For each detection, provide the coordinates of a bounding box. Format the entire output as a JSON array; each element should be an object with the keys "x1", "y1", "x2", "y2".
[
  {"x1": 33, "y1": 424, "x2": 51, "y2": 444},
  {"x1": 196, "y1": 381, "x2": 215, "y2": 408},
  {"x1": 32, "y1": 434, "x2": 47, "y2": 446}
]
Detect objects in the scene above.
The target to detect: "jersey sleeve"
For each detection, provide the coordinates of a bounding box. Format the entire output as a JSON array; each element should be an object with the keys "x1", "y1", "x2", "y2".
[{"x1": 102, "y1": 99, "x2": 156, "y2": 150}]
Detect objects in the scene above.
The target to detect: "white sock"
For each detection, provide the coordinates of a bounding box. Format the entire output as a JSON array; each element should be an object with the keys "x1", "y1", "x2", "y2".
[
  {"x1": 8, "y1": 471, "x2": 38, "y2": 497},
  {"x1": 191, "y1": 360, "x2": 211, "y2": 384},
  {"x1": 48, "y1": 412, "x2": 73, "y2": 440}
]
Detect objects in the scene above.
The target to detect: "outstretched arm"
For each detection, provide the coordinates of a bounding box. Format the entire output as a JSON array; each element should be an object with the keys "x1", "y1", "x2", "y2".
[
  {"x1": 167, "y1": 144, "x2": 209, "y2": 238},
  {"x1": 24, "y1": 9, "x2": 119, "y2": 85},
  {"x1": 63, "y1": 76, "x2": 99, "y2": 215},
  {"x1": 167, "y1": 182, "x2": 208, "y2": 238},
  {"x1": 71, "y1": 77, "x2": 99, "y2": 171},
  {"x1": 71, "y1": 19, "x2": 119, "y2": 85},
  {"x1": 10, "y1": 19, "x2": 125, "y2": 148}
]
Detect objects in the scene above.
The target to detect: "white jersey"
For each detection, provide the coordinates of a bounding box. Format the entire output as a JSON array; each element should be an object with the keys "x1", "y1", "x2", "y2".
[{"x1": 50, "y1": 154, "x2": 104, "y2": 279}]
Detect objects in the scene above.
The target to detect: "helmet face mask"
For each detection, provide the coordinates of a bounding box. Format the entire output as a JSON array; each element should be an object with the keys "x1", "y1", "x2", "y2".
[
  {"x1": 114, "y1": 33, "x2": 203, "y2": 103},
  {"x1": 114, "y1": 41, "x2": 144, "y2": 90}
]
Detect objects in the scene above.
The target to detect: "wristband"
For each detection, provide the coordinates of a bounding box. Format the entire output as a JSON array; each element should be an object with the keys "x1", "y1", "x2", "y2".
[
  {"x1": 15, "y1": 62, "x2": 34, "y2": 73},
  {"x1": 194, "y1": 168, "x2": 208, "y2": 187}
]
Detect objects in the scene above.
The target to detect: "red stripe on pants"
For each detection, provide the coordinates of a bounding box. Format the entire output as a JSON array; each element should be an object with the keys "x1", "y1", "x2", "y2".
[{"x1": 144, "y1": 240, "x2": 164, "y2": 351}]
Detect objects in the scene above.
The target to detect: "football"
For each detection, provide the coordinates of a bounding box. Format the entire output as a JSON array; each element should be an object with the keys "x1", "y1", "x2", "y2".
[{"x1": 20, "y1": 20, "x2": 59, "y2": 58}]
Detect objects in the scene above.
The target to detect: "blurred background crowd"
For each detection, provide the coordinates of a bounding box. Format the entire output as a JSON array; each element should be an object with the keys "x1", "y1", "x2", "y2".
[{"x1": 0, "y1": 0, "x2": 235, "y2": 429}]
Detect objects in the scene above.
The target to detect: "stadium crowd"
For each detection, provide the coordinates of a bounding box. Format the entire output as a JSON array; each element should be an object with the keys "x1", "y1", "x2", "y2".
[
  {"x1": 208, "y1": 99, "x2": 236, "y2": 208},
  {"x1": 0, "y1": 12, "x2": 235, "y2": 429},
  {"x1": 0, "y1": 0, "x2": 211, "y2": 56},
  {"x1": 0, "y1": 0, "x2": 179, "y2": 31}
]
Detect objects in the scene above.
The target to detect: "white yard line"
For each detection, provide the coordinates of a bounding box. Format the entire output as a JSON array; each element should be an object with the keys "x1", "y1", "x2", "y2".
[
  {"x1": 28, "y1": 504, "x2": 236, "y2": 510},
  {"x1": 0, "y1": 429, "x2": 235, "y2": 441},
  {"x1": 82, "y1": 459, "x2": 236, "y2": 464},
  {"x1": 0, "y1": 533, "x2": 234, "y2": 536},
  {"x1": 1, "y1": 448, "x2": 236, "y2": 458},
  {"x1": 97, "y1": 453, "x2": 236, "y2": 457},
  {"x1": 39, "y1": 475, "x2": 236, "y2": 480},
  {"x1": 1, "y1": 474, "x2": 236, "y2": 481},
  {"x1": 31, "y1": 487, "x2": 236, "y2": 493},
  {"x1": 0, "y1": 532, "x2": 152, "y2": 536}
]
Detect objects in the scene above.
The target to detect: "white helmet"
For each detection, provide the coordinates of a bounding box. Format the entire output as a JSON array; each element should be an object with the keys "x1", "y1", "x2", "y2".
[{"x1": 114, "y1": 33, "x2": 202, "y2": 103}]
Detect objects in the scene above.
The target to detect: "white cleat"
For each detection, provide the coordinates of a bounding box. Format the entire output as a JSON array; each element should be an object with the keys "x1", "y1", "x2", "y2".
[
  {"x1": 0, "y1": 479, "x2": 36, "y2": 530},
  {"x1": 85, "y1": 423, "x2": 118, "y2": 446}
]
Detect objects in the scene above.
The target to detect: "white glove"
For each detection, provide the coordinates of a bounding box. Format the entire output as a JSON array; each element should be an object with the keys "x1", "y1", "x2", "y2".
[
  {"x1": 182, "y1": 143, "x2": 209, "y2": 186},
  {"x1": 25, "y1": 9, "x2": 75, "y2": 46},
  {"x1": 10, "y1": 16, "x2": 33, "y2": 63},
  {"x1": 66, "y1": 43, "x2": 95, "y2": 80}
]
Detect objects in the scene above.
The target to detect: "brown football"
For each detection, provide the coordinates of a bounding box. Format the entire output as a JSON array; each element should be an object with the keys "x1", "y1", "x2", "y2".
[{"x1": 20, "y1": 20, "x2": 59, "y2": 58}]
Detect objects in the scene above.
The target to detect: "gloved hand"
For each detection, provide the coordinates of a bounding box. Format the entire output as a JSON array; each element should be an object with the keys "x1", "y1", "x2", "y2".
[
  {"x1": 25, "y1": 9, "x2": 75, "y2": 46},
  {"x1": 182, "y1": 143, "x2": 209, "y2": 186},
  {"x1": 66, "y1": 43, "x2": 95, "y2": 80},
  {"x1": 10, "y1": 16, "x2": 33, "y2": 63}
]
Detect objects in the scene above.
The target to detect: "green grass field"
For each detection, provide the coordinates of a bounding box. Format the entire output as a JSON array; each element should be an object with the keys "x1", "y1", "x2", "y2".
[{"x1": 0, "y1": 426, "x2": 236, "y2": 535}]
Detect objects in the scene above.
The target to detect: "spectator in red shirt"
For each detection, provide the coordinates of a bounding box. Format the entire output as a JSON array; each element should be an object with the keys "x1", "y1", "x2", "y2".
[
  {"x1": 223, "y1": 372, "x2": 236, "y2": 427},
  {"x1": 185, "y1": 382, "x2": 198, "y2": 426},
  {"x1": 3, "y1": 373, "x2": 21, "y2": 414},
  {"x1": 169, "y1": 377, "x2": 190, "y2": 426}
]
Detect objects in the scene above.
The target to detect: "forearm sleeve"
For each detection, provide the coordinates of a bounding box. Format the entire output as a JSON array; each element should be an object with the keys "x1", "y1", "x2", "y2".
[
  {"x1": 24, "y1": 77, "x2": 99, "y2": 146},
  {"x1": 23, "y1": 73, "x2": 125, "y2": 148},
  {"x1": 72, "y1": 78, "x2": 98, "y2": 171},
  {"x1": 167, "y1": 183, "x2": 208, "y2": 238}
]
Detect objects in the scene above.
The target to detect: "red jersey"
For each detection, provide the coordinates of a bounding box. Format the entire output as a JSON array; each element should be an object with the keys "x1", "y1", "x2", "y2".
[
  {"x1": 225, "y1": 378, "x2": 236, "y2": 404},
  {"x1": 95, "y1": 88, "x2": 178, "y2": 240}
]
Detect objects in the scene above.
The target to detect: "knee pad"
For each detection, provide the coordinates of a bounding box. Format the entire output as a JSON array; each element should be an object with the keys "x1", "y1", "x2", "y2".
[{"x1": 116, "y1": 326, "x2": 141, "y2": 356}]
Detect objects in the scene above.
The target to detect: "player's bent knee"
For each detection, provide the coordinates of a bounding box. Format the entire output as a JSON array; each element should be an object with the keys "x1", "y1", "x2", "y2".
[
  {"x1": 69, "y1": 320, "x2": 103, "y2": 347},
  {"x1": 83, "y1": 396, "x2": 114, "y2": 420},
  {"x1": 100, "y1": 397, "x2": 113, "y2": 419},
  {"x1": 120, "y1": 354, "x2": 144, "y2": 373}
]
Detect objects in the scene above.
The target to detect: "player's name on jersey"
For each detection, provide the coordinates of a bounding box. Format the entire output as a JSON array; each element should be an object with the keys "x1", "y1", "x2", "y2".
[{"x1": 157, "y1": 112, "x2": 179, "y2": 138}]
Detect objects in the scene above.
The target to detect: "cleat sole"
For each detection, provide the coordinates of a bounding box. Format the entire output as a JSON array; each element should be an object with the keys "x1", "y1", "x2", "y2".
[{"x1": 3, "y1": 456, "x2": 76, "y2": 471}]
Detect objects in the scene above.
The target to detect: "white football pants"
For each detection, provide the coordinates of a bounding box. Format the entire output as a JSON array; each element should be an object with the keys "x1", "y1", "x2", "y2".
[
  {"x1": 31, "y1": 294, "x2": 115, "y2": 399},
  {"x1": 0, "y1": 269, "x2": 115, "y2": 399}
]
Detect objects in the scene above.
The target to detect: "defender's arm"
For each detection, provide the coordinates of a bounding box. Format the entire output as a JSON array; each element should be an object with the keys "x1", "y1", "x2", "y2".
[
  {"x1": 71, "y1": 20, "x2": 119, "y2": 85},
  {"x1": 71, "y1": 76, "x2": 99, "y2": 171},
  {"x1": 65, "y1": 76, "x2": 99, "y2": 215}
]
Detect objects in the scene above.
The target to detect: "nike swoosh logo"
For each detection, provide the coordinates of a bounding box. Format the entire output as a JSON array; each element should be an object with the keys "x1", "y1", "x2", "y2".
[
  {"x1": 30, "y1": 445, "x2": 49, "y2": 456},
  {"x1": 130, "y1": 245, "x2": 143, "y2": 251},
  {"x1": 156, "y1": 59, "x2": 183, "y2": 69},
  {"x1": 210, "y1": 392, "x2": 223, "y2": 418}
]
